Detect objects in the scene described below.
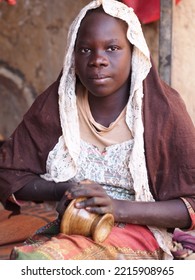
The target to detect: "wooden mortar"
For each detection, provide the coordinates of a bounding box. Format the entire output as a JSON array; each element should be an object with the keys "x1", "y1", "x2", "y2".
[{"x1": 60, "y1": 197, "x2": 114, "y2": 243}]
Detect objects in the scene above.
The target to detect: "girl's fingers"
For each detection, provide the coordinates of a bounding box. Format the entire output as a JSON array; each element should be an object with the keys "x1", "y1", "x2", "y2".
[
  {"x1": 75, "y1": 196, "x2": 109, "y2": 208},
  {"x1": 65, "y1": 184, "x2": 106, "y2": 199},
  {"x1": 75, "y1": 197, "x2": 113, "y2": 215},
  {"x1": 85, "y1": 206, "x2": 113, "y2": 215},
  {"x1": 64, "y1": 181, "x2": 113, "y2": 214}
]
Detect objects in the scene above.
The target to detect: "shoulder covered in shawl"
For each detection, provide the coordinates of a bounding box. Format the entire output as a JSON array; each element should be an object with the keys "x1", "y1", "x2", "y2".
[
  {"x1": 143, "y1": 64, "x2": 195, "y2": 211},
  {"x1": 0, "y1": 74, "x2": 62, "y2": 211}
]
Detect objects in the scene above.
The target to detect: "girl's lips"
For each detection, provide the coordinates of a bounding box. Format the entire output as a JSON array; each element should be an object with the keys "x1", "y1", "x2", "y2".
[
  {"x1": 90, "y1": 75, "x2": 108, "y2": 79},
  {"x1": 89, "y1": 76, "x2": 110, "y2": 84},
  {"x1": 89, "y1": 74, "x2": 111, "y2": 84},
  {"x1": 89, "y1": 71, "x2": 110, "y2": 78}
]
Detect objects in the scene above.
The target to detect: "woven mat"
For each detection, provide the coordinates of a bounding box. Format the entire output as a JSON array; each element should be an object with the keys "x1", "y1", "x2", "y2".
[{"x1": 0, "y1": 202, "x2": 57, "y2": 260}]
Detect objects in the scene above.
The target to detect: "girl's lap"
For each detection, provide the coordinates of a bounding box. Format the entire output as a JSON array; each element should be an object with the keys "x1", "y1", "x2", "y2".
[{"x1": 10, "y1": 221, "x2": 163, "y2": 260}]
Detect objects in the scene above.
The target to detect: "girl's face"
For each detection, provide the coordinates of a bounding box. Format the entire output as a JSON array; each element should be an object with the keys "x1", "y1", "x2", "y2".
[{"x1": 74, "y1": 10, "x2": 132, "y2": 98}]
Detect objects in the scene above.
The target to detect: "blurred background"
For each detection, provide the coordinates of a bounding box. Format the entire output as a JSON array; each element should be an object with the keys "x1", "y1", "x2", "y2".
[{"x1": 0, "y1": 0, "x2": 194, "y2": 140}]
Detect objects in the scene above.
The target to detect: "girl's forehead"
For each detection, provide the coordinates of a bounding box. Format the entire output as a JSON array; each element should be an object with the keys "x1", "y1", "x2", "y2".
[{"x1": 77, "y1": 10, "x2": 127, "y2": 37}]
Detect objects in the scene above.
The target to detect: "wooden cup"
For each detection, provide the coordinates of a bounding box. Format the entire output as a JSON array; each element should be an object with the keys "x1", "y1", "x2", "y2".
[{"x1": 60, "y1": 197, "x2": 114, "y2": 243}]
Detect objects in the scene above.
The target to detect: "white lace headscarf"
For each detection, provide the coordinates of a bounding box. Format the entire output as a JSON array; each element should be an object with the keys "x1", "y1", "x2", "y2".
[{"x1": 41, "y1": 0, "x2": 173, "y2": 259}]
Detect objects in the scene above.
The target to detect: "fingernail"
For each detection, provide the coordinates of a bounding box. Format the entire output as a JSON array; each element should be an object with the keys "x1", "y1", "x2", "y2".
[{"x1": 75, "y1": 202, "x2": 81, "y2": 208}]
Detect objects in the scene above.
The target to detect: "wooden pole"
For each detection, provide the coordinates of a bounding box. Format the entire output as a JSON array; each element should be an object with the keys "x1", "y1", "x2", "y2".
[{"x1": 159, "y1": 0, "x2": 173, "y2": 85}]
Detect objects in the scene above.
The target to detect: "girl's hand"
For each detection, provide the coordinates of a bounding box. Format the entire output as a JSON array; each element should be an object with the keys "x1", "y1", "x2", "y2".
[
  {"x1": 65, "y1": 180, "x2": 114, "y2": 216},
  {"x1": 56, "y1": 181, "x2": 80, "y2": 218}
]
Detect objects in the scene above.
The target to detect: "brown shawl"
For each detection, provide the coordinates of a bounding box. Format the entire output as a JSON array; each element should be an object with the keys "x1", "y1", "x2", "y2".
[{"x1": 0, "y1": 65, "x2": 195, "y2": 213}]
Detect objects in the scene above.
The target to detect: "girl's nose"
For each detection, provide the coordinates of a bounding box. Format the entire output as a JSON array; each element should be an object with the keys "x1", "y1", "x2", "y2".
[{"x1": 88, "y1": 50, "x2": 109, "y2": 67}]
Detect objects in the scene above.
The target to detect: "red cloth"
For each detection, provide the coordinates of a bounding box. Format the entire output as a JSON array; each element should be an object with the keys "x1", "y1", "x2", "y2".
[
  {"x1": 122, "y1": 0, "x2": 181, "y2": 24},
  {"x1": 0, "y1": 0, "x2": 16, "y2": 5},
  {"x1": 10, "y1": 223, "x2": 162, "y2": 260}
]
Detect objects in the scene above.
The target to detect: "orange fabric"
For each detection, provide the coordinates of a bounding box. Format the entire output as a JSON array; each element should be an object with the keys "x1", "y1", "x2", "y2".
[
  {"x1": 77, "y1": 86, "x2": 132, "y2": 152},
  {"x1": 0, "y1": 202, "x2": 56, "y2": 246}
]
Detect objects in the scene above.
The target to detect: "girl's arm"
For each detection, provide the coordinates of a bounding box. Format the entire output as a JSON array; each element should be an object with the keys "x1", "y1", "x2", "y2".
[
  {"x1": 112, "y1": 198, "x2": 191, "y2": 229},
  {"x1": 65, "y1": 180, "x2": 192, "y2": 230}
]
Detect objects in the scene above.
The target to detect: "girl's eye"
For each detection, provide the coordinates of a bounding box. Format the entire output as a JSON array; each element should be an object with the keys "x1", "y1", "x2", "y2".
[
  {"x1": 107, "y1": 46, "x2": 119, "y2": 52},
  {"x1": 80, "y1": 48, "x2": 91, "y2": 53}
]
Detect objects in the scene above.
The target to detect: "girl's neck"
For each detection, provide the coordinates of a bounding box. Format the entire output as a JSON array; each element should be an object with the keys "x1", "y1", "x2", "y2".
[{"x1": 88, "y1": 89, "x2": 130, "y2": 127}]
